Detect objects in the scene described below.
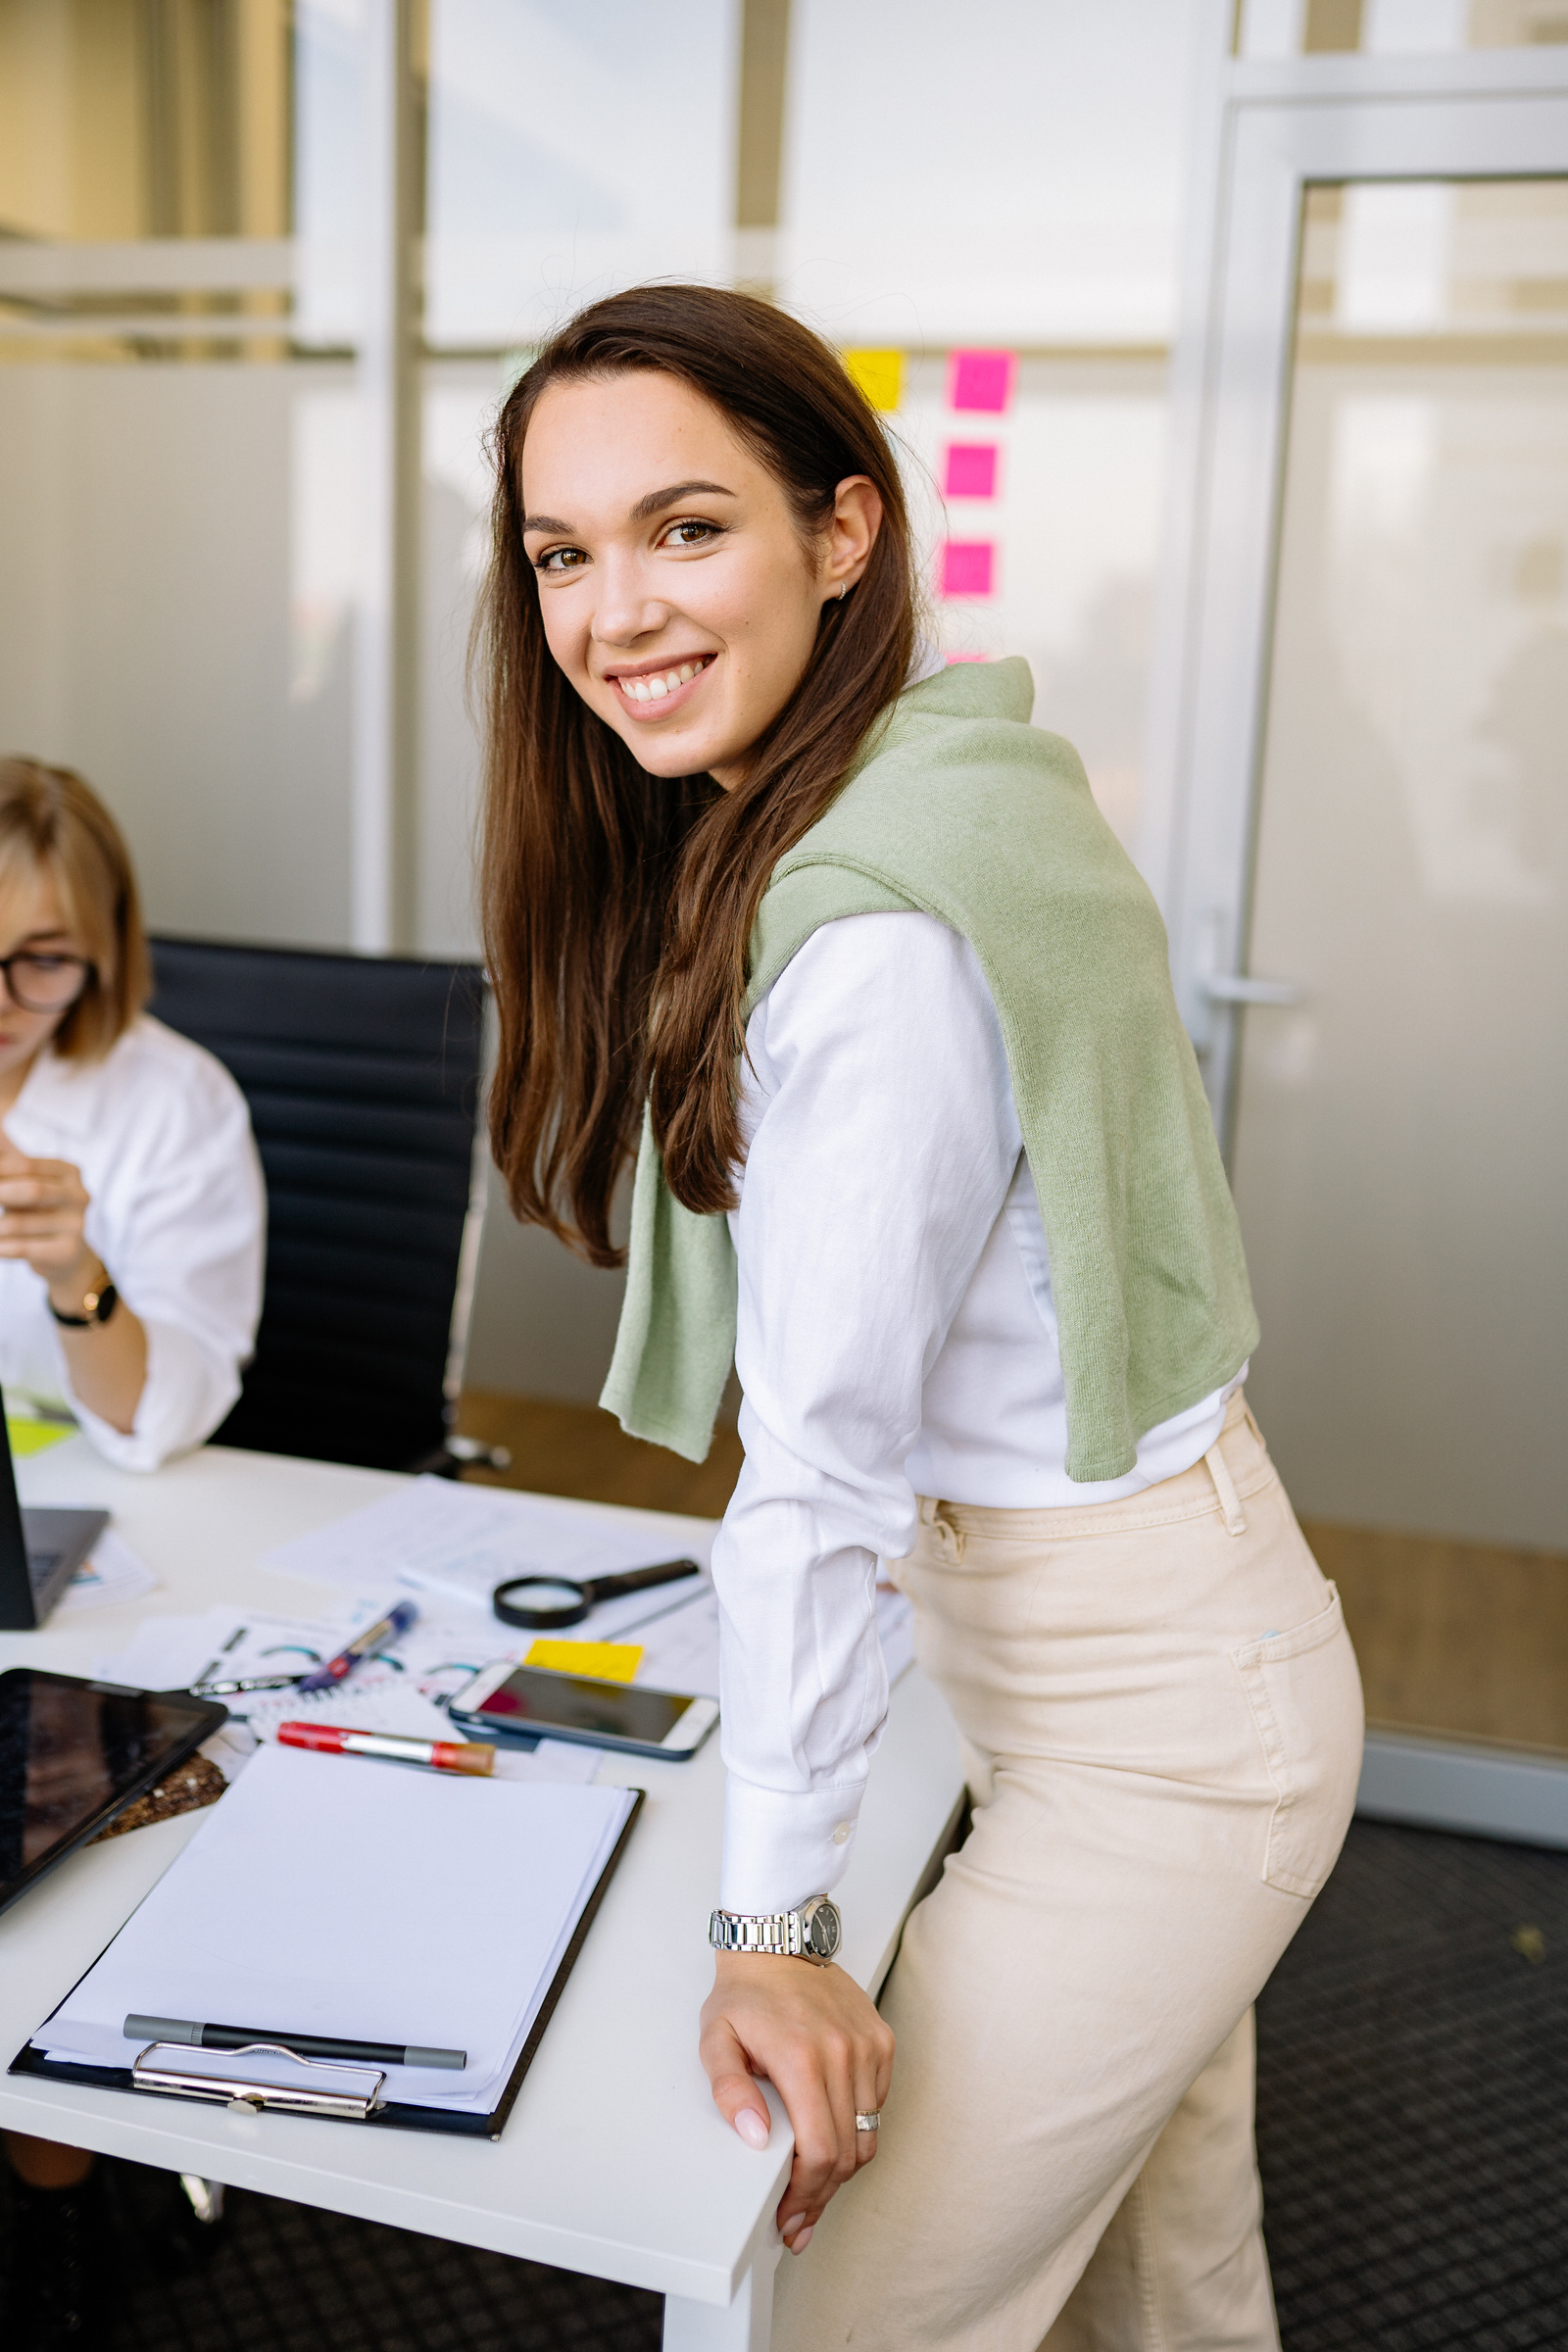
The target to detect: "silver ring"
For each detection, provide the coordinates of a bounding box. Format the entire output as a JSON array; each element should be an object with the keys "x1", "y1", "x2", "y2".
[{"x1": 855, "y1": 2111, "x2": 880, "y2": 2133}]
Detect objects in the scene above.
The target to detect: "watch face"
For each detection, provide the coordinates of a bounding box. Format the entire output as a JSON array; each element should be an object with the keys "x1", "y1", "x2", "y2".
[{"x1": 805, "y1": 1899, "x2": 842, "y2": 1961}]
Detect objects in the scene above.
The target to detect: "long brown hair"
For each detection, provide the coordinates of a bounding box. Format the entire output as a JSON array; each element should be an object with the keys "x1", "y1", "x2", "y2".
[
  {"x1": 474, "y1": 284, "x2": 918, "y2": 1264},
  {"x1": 0, "y1": 758, "x2": 150, "y2": 1060}
]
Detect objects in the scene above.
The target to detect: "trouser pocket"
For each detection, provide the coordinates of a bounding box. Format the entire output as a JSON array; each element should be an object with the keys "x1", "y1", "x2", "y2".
[{"x1": 1231, "y1": 1585, "x2": 1365, "y2": 1898}]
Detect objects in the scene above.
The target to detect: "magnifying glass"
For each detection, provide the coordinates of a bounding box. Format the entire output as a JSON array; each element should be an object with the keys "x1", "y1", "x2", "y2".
[{"x1": 491, "y1": 1557, "x2": 702, "y2": 1632}]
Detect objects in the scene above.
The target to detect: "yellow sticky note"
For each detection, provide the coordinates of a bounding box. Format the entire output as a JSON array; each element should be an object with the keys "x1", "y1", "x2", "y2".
[
  {"x1": 844, "y1": 349, "x2": 903, "y2": 413},
  {"x1": 6, "y1": 1416, "x2": 73, "y2": 1458},
  {"x1": 524, "y1": 1639, "x2": 645, "y2": 1684}
]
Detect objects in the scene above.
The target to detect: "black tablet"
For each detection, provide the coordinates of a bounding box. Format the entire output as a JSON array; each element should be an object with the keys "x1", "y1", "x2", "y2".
[{"x1": 0, "y1": 1670, "x2": 228, "y2": 1921}]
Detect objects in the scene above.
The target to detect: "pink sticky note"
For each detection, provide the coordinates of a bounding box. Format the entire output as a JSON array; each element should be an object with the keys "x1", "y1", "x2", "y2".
[
  {"x1": 945, "y1": 652, "x2": 991, "y2": 663},
  {"x1": 949, "y1": 351, "x2": 1014, "y2": 414},
  {"x1": 944, "y1": 442, "x2": 999, "y2": 499},
  {"x1": 939, "y1": 540, "x2": 996, "y2": 599}
]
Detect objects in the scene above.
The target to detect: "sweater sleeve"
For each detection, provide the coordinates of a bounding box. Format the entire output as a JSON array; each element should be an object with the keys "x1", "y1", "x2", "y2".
[{"x1": 712, "y1": 911, "x2": 1021, "y2": 1914}]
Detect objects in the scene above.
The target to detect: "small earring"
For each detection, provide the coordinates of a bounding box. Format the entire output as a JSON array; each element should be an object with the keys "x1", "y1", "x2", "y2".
[{"x1": 836, "y1": 583, "x2": 849, "y2": 601}]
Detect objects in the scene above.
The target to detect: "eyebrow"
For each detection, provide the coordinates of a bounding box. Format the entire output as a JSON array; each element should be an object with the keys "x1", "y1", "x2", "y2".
[{"x1": 520, "y1": 480, "x2": 737, "y2": 536}]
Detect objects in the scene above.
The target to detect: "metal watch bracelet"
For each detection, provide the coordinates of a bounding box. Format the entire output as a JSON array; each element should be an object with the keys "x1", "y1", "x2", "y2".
[{"x1": 709, "y1": 1894, "x2": 843, "y2": 1966}]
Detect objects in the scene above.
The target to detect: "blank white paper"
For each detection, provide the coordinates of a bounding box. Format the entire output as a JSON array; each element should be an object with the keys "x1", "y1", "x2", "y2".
[{"x1": 35, "y1": 1744, "x2": 636, "y2": 2113}]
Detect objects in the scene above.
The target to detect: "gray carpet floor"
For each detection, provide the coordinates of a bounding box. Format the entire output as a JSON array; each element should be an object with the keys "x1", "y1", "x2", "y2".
[{"x1": 1254, "y1": 1820, "x2": 1568, "y2": 2350}]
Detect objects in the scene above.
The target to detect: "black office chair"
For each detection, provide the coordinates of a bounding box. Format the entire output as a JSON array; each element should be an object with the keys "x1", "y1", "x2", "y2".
[{"x1": 148, "y1": 936, "x2": 490, "y2": 1475}]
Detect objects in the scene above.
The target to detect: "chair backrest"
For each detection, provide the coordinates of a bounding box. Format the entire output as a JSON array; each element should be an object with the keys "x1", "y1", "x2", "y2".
[{"x1": 148, "y1": 936, "x2": 488, "y2": 1473}]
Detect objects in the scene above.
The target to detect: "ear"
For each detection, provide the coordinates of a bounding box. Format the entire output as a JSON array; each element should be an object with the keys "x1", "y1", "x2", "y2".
[{"x1": 821, "y1": 477, "x2": 883, "y2": 603}]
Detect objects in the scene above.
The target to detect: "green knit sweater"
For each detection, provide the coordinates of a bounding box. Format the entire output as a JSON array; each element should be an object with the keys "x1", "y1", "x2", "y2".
[{"x1": 600, "y1": 658, "x2": 1256, "y2": 1483}]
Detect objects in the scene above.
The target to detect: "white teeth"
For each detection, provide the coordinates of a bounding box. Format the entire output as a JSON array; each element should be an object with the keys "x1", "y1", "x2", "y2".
[{"x1": 620, "y1": 658, "x2": 707, "y2": 704}]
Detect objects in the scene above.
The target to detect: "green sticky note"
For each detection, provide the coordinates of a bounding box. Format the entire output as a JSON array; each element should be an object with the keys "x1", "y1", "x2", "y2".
[{"x1": 6, "y1": 1416, "x2": 74, "y2": 1458}]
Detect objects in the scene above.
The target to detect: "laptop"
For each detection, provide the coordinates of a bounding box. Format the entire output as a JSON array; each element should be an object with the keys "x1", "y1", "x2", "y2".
[{"x1": 0, "y1": 1385, "x2": 109, "y2": 1632}]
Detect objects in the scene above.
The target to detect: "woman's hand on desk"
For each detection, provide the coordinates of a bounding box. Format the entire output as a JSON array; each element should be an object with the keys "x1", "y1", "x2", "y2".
[
  {"x1": 0, "y1": 1136, "x2": 148, "y2": 1434},
  {"x1": 700, "y1": 1953, "x2": 894, "y2": 2255}
]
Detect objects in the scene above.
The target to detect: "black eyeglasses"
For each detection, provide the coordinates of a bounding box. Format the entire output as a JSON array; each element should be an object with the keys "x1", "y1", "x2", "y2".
[{"x1": 0, "y1": 952, "x2": 95, "y2": 1014}]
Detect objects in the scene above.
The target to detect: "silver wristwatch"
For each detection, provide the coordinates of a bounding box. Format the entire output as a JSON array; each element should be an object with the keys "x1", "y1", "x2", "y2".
[{"x1": 709, "y1": 1894, "x2": 843, "y2": 1966}]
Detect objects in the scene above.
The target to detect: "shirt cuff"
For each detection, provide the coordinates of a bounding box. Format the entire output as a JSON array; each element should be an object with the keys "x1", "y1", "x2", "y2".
[
  {"x1": 719, "y1": 1775, "x2": 867, "y2": 1915},
  {"x1": 63, "y1": 1319, "x2": 239, "y2": 1473}
]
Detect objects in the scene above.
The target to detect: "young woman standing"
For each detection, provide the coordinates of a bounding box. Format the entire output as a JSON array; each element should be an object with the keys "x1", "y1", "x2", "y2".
[{"x1": 474, "y1": 286, "x2": 1363, "y2": 2352}]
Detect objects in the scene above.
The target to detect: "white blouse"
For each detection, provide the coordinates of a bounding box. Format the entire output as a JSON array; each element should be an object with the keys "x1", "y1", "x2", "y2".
[
  {"x1": 0, "y1": 1016, "x2": 266, "y2": 1472},
  {"x1": 711, "y1": 912, "x2": 1243, "y2": 1914}
]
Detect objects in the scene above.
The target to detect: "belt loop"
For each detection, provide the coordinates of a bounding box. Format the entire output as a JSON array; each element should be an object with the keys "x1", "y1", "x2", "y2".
[
  {"x1": 918, "y1": 1497, "x2": 965, "y2": 1563},
  {"x1": 1204, "y1": 1441, "x2": 1248, "y2": 1537}
]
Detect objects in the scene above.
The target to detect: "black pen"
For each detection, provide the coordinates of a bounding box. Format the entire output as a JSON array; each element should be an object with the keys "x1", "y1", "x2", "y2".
[{"x1": 124, "y1": 2015, "x2": 466, "y2": 2070}]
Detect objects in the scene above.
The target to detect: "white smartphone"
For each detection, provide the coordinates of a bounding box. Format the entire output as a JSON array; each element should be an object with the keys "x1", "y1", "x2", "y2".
[{"x1": 448, "y1": 1660, "x2": 719, "y2": 1761}]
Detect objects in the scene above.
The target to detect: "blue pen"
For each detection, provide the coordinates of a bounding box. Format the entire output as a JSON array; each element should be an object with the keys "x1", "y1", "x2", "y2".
[{"x1": 296, "y1": 1599, "x2": 418, "y2": 1694}]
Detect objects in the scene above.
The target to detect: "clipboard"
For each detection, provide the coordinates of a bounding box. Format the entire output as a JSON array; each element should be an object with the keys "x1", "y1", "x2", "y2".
[{"x1": 11, "y1": 1786, "x2": 644, "y2": 2140}]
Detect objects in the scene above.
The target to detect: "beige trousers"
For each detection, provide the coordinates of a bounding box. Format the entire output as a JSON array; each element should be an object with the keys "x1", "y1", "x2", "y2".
[{"x1": 772, "y1": 1395, "x2": 1364, "y2": 2352}]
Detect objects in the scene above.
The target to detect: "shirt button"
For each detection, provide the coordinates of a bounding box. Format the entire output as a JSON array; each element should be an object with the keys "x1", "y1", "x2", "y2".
[{"x1": 832, "y1": 1822, "x2": 853, "y2": 1846}]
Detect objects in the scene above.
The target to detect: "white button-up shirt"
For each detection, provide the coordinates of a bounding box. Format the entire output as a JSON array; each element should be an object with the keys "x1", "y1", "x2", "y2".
[
  {"x1": 712, "y1": 913, "x2": 1242, "y2": 1914},
  {"x1": 0, "y1": 1015, "x2": 266, "y2": 1471}
]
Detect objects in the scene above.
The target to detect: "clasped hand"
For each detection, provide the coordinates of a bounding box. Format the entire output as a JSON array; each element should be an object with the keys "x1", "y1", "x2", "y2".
[
  {"x1": 0, "y1": 1133, "x2": 97, "y2": 1305},
  {"x1": 700, "y1": 1952, "x2": 895, "y2": 2255}
]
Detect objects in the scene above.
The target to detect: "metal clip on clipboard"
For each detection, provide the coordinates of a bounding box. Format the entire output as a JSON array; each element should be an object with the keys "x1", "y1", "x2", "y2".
[{"x1": 132, "y1": 2040, "x2": 387, "y2": 2120}]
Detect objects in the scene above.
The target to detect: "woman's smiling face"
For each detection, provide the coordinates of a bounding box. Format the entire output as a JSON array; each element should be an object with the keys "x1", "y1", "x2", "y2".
[{"x1": 519, "y1": 370, "x2": 879, "y2": 790}]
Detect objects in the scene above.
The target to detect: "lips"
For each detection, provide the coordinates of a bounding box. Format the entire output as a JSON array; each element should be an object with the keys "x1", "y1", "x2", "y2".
[{"x1": 607, "y1": 653, "x2": 714, "y2": 717}]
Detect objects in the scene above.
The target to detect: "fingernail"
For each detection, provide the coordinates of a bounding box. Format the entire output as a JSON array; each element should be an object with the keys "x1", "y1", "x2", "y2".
[
  {"x1": 734, "y1": 2109, "x2": 769, "y2": 2150},
  {"x1": 787, "y1": 2225, "x2": 813, "y2": 2253}
]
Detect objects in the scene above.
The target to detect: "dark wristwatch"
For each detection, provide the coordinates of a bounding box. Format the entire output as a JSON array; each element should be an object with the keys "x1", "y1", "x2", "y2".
[
  {"x1": 709, "y1": 1894, "x2": 843, "y2": 1966},
  {"x1": 48, "y1": 1277, "x2": 119, "y2": 1329}
]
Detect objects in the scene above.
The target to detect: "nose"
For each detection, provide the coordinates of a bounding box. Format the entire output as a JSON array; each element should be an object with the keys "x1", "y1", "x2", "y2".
[{"x1": 590, "y1": 545, "x2": 672, "y2": 650}]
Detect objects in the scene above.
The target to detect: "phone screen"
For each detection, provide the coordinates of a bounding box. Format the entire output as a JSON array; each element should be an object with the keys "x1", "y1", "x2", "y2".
[{"x1": 472, "y1": 1666, "x2": 696, "y2": 1745}]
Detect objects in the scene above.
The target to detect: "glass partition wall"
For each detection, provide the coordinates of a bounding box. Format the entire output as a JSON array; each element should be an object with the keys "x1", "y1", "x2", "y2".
[
  {"x1": 0, "y1": 0, "x2": 1204, "y2": 958},
  {"x1": 1236, "y1": 0, "x2": 1568, "y2": 58},
  {"x1": 0, "y1": 0, "x2": 366, "y2": 947},
  {"x1": 0, "y1": 0, "x2": 1213, "y2": 1398},
  {"x1": 1232, "y1": 175, "x2": 1568, "y2": 1745},
  {"x1": 1149, "y1": 49, "x2": 1568, "y2": 1800}
]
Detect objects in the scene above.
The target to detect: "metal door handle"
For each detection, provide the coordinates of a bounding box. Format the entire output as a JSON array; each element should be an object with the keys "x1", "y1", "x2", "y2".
[{"x1": 1202, "y1": 975, "x2": 1304, "y2": 1006}]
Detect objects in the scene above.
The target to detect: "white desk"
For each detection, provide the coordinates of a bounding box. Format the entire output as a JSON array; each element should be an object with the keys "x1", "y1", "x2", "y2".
[{"x1": 0, "y1": 1438, "x2": 964, "y2": 2351}]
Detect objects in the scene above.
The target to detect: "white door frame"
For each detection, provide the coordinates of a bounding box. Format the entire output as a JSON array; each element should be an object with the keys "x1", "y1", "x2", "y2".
[{"x1": 1141, "y1": 43, "x2": 1568, "y2": 1154}]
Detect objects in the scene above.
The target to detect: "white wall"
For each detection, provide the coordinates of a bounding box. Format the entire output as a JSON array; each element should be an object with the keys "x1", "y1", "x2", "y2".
[
  {"x1": 423, "y1": 0, "x2": 741, "y2": 349},
  {"x1": 0, "y1": 363, "x2": 355, "y2": 947},
  {"x1": 779, "y1": 0, "x2": 1202, "y2": 346}
]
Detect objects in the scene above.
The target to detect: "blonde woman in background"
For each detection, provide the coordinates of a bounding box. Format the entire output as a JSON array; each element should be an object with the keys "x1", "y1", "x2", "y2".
[
  {"x1": 0, "y1": 758, "x2": 265, "y2": 2349},
  {"x1": 0, "y1": 758, "x2": 264, "y2": 1468}
]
